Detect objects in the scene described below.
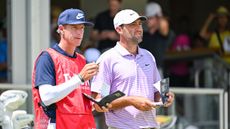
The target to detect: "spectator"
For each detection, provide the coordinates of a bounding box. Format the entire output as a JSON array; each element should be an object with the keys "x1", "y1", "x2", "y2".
[
  {"x1": 165, "y1": 14, "x2": 193, "y2": 87},
  {"x1": 169, "y1": 34, "x2": 192, "y2": 87},
  {"x1": 0, "y1": 21, "x2": 7, "y2": 83},
  {"x1": 140, "y1": 2, "x2": 175, "y2": 76},
  {"x1": 90, "y1": 0, "x2": 122, "y2": 52},
  {"x1": 200, "y1": 6, "x2": 230, "y2": 62}
]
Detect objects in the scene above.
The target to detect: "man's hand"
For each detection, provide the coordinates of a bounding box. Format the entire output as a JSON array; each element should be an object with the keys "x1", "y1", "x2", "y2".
[
  {"x1": 93, "y1": 103, "x2": 112, "y2": 112},
  {"x1": 79, "y1": 62, "x2": 99, "y2": 81},
  {"x1": 159, "y1": 17, "x2": 169, "y2": 36},
  {"x1": 91, "y1": 92, "x2": 112, "y2": 112},
  {"x1": 164, "y1": 91, "x2": 175, "y2": 107},
  {"x1": 206, "y1": 13, "x2": 216, "y2": 23},
  {"x1": 130, "y1": 96, "x2": 155, "y2": 111},
  {"x1": 92, "y1": 93, "x2": 158, "y2": 111}
]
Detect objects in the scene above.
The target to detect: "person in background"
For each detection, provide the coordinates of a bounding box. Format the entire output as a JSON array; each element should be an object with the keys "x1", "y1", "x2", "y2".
[
  {"x1": 0, "y1": 21, "x2": 7, "y2": 83},
  {"x1": 166, "y1": 14, "x2": 193, "y2": 87},
  {"x1": 32, "y1": 8, "x2": 101, "y2": 129},
  {"x1": 168, "y1": 34, "x2": 192, "y2": 87},
  {"x1": 91, "y1": 9, "x2": 174, "y2": 129},
  {"x1": 140, "y1": 2, "x2": 175, "y2": 76},
  {"x1": 200, "y1": 6, "x2": 230, "y2": 62},
  {"x1": 90, "y1": 0, "x2": 122, "y2": 52}
]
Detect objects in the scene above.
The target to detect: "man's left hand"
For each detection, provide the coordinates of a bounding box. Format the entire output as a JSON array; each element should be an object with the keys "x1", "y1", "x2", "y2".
[
  {"x1": 164, "y1": 91, "x2": 175, "y2": 107},
  {"x1": 93, "y1": 103, "x2": 112, "y2": 112}
]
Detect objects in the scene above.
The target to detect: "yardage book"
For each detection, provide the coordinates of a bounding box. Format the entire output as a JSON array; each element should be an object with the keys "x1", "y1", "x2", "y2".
[{"x1": 83, "y1": 90, "x2": 125, "y2": 107}]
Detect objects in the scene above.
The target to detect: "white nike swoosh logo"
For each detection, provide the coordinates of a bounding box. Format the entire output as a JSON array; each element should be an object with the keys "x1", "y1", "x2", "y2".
[{"x1": 76, "y1": 13, "x2": 84, "y2": 19}]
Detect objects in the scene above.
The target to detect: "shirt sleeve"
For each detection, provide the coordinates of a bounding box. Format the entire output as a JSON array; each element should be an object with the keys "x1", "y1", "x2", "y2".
[
  {"x1": 39, "y1": 75, "x2": 82, "y2": 106},
  {"x1": 91, "y1": 55, "x2": 111, "y2": 95},
  {"x1": 35, "y1": 51, "x2": 55, "y2": 88}
]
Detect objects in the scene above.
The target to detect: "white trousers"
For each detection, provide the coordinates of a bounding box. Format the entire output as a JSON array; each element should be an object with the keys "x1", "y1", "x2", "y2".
[{"x1": 47, "y1": 121, "x2": 56, "y2": 129}]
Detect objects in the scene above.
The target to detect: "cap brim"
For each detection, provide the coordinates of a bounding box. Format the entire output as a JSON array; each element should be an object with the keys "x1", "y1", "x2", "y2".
[
  {"x1": 139, "y1": 16, "x2": 147, "y2": 21},
  {"x1": 114, "y1": 16, "x2": 147, "y2": 29},
  {"x1": 68, "y1": 21, "x2": 94, "y2": 26},
  {"x1": 129, "y1": 16, "x2": 147, "y2": 24}
]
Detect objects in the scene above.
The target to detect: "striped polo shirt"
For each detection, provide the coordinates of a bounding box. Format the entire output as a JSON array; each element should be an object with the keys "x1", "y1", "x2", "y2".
[{"x1": 91, "y1": 42, "x2": 161, "y2": 129}]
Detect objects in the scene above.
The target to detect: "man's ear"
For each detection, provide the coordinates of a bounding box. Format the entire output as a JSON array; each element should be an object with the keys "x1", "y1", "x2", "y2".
[
  {"x1": 58, "y1": 25, "x2": 65, "y2": 34},
  {"x1": 115, "y1": 26, "x2": 122, "y2": 35}
]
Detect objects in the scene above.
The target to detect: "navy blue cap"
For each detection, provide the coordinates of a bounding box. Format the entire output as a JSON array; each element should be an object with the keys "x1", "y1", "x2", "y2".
[{"x1": 57, "y1": 8, "x2": 94, "y2": 26}]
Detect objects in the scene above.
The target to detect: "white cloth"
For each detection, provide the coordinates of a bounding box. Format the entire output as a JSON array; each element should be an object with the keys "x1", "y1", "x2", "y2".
[
  {"x1": 39, "y1": 75, "x2": 82, "y2": 106},
  {"x1": 47, "y1": 120, "x2": 56, "y2": 129}
]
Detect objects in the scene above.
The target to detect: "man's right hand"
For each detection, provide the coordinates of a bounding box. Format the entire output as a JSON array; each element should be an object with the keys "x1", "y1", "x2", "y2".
[
  {"x1": 79, "y1": 62, "x2": 99, "y2": 81},
  {"x1": 129, "y1": 96, "x2": 155, "y2": 111}
]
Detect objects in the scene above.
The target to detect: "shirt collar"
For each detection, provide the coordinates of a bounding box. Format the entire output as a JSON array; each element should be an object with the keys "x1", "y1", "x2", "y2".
[
  {"x1": 114, "y1": 42, "x2": 144, "y2": 57},
  {"x1": 53, "y1": 43, "x2": 77, "y2": 58}
]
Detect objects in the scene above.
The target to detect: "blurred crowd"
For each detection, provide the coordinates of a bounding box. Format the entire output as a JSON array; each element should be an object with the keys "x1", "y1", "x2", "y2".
[
  {"x1": 48, "y1": 0, "x2": 230, "y2": 88},
  {"x1": 0, "y1": 0, "x2": 230, "y2": 86}
]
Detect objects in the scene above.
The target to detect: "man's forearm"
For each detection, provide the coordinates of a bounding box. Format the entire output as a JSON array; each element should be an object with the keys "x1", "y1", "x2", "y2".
[
  {"x1": 109, "y1": 96, "x2": 134, "y2": 110},
  {"x1": 39, "y1": 75, "x2": 82, "y2": 106},
  {"x1": 91, "y1": 92, "x2": 133, "y2": 110},
  {"x1": 110, "y1": 95, "x2": 156, "y2": 111}
]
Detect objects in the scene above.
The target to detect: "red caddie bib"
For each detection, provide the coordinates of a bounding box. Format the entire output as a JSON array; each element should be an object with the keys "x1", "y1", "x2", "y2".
[{"x1": 32, "y1": 48, "x2": 96, "y2": 129}]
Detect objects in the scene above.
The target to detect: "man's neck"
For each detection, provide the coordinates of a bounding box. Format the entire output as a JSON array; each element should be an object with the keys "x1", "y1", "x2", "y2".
[
  {"x1": 119, "y1": 38, "x2": 138, "y2": 55},
  {"x1": 58, "y1": 40, "x2": 76, "y2": 56}
]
